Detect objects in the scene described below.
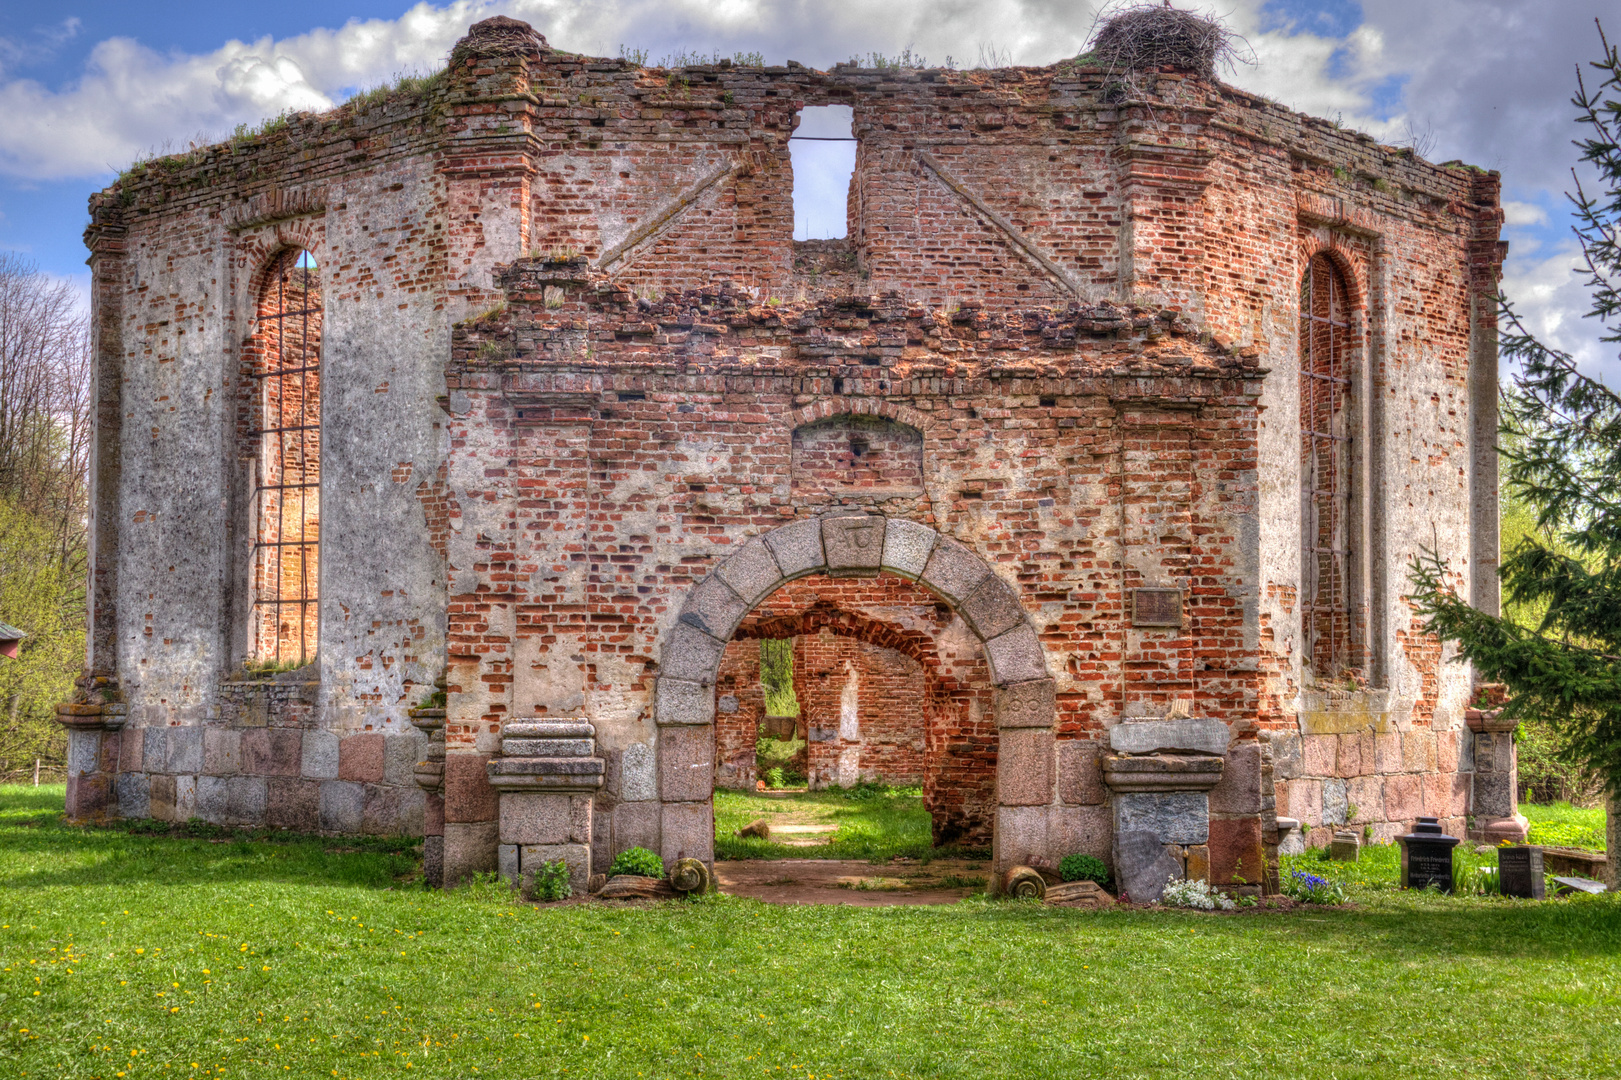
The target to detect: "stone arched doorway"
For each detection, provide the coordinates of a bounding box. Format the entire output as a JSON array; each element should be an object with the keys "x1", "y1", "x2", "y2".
[{"x1": 652, "y1": 513, "x2": 1057, "y2": 885}]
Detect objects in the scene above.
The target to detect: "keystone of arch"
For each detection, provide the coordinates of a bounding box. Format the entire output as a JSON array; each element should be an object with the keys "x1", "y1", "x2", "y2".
[{"x1": 654, "y1": 515, "x2": 1052, "y2": 727}]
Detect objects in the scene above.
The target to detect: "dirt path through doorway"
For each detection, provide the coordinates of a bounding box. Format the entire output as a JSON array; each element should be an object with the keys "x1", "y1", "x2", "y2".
[{"x1": 716, "y1": 858, "x2": 989, "y2": 906}]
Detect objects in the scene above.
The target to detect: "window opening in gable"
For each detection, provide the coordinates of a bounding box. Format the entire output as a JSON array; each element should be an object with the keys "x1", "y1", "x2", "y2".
[
  {"x1": 250, "y1": 249, "x2": 322, "y2": 666},
  {"x1": 1299, "y1": 254, "x2": 1352, "y2": 677},
  {"x1": 790, "y1": 105, "x2": 856, "y2": 240}
]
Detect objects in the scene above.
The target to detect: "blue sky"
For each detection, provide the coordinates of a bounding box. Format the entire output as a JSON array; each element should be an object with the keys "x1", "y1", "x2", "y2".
[{"x1": 0, "y1": 0, "x2": 1612, "y2": 376}]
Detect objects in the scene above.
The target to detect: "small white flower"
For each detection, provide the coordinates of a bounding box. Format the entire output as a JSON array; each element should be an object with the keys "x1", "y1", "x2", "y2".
[{"x1": 1159, "y1": 876, "x2": 1233, "y2": 910}]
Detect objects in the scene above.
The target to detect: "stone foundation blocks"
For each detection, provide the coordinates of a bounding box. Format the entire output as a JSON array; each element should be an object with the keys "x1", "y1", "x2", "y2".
[{"x1": 997, "y1": 728, "x2": 1053, "y2": 806}]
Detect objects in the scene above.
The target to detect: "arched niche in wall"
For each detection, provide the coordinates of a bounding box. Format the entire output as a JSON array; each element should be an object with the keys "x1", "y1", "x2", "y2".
[{"x1": 790, "y1": 414, "x2": 924, "y2": 501}]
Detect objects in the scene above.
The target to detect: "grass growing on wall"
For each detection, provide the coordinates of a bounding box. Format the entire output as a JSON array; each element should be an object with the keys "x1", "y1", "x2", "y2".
[{"x1": 5, "y1": 785, "x2": 1621, "y2": 1078}]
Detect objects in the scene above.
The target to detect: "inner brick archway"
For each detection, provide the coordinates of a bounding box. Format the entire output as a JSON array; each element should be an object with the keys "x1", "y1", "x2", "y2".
[
  {"x1": 652, "y1": 513, "x2": 1057, "y2": 883},
  {"x1": 725, "y1": 576, "x2": 997, "y2": 844}
]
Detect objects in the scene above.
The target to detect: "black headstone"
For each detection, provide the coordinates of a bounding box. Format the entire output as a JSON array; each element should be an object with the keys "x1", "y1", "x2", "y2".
[
  {"x1": 1398, "y1": 816, "x2": 1460, "y2": 892},
  {"x1": 1497, "y1": 845, "x2": 1545, "y2": 899}
]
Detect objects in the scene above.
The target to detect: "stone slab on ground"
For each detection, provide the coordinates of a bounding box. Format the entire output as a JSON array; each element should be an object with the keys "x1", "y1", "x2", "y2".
[
  {"x1": 1044, "y1": 880, "x2": 1116, "y2": 909},
  {"x1": 714, "y1": 859, "x2": 987, "y2": 906}
]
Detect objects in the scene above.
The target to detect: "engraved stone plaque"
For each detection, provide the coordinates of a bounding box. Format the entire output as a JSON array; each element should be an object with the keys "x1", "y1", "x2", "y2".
[
  {"x1": 1498, "y1": 845, "x2": 1546, "y2": 899},
  {"x1": 1131, "y1": 588, "x2": 1183, "y2": 628}
]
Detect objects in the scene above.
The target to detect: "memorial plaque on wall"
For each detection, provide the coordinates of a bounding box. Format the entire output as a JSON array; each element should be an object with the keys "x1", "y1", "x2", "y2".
[{"x1": 1131, "y1": 588, "x2": 1183, "y2": 628}]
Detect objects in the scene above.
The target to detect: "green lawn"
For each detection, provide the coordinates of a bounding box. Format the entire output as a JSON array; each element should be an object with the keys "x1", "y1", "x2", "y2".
[
  {"x1": 713, "y1": 785, "x2": 982, "y2": 861},
  {"x1": 1523, "y1": 801, "x2": 1608, "y2": 851},
  {"x1": 4, "y1": 784, "x2": 1621, "y2": 1079}
]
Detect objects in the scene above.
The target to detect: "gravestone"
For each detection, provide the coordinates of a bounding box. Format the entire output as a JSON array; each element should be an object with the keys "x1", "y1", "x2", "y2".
[
  {"x1": 1497, "y1": 845, "x2": 1545, "y2": 899},
  {"x1": 1398, "y1": 816, "x2": 1460, "y2": 892},
  {"x1": 1328, "y1": 830, "x2": 1360, "y2": 861},
  {"x1": 1551, "y1": 875, "x2": 1607, "y2": 895}
]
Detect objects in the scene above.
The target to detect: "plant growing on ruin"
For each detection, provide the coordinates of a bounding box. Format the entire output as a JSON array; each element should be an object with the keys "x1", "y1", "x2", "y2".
[
  {"x1": 1159, "y1": 877, "x2": 1234, "y2": 911},
  {"x1": 607, "y1": 846, "x2": 664, "y2": 878},
  {"x1": 1059, "y1": 853, "x2": 1108, "y2": 884},
  {"x1": 532, "y1": 859, "x2": 571, "y2": 901},
  {"x1": 1408, "y1": 23, "x2": 1621, "y2": 823}
]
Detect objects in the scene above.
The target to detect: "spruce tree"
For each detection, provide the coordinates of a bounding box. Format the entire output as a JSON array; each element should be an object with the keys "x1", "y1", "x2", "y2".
[{"x1": 1407, "y1": 22, "x2": 1621, "y2": 880}]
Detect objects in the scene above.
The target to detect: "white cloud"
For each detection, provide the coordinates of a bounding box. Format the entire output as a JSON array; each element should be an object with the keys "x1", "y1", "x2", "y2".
[
  {"x1": 1502, "y1": 201, "x2": 1549, "y2": 227},
  {"x1": 0, "y1": 17, "x2": 82, "y2": 79}
]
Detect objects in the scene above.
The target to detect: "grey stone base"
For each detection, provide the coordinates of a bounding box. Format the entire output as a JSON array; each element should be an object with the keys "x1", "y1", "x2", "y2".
[
  {"x1": 498, "y1": 842, "x2": 592, "y2": 898},
  {"x1": 96, "y1": 724, "x2": 430, "y2": 837},
  {"x1": 423, "y1": 835, "x2": 444, "y2": 888},
  {"x1": 1112, "y1": 792, "x2": 1213, "y2": 904},
  {"x1": 443, "y1": 821, "x2": 499, "y2": 885}
]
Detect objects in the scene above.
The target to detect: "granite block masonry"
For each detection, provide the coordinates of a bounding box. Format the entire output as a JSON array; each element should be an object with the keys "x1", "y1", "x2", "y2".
[{"x1": 56, "y1": 13, "x2": 1507, "y2": 898}]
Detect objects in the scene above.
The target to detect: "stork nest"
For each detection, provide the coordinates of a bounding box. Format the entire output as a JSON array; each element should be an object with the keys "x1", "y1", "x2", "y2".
[
  {"x1": 451, "y1": 15, "x2": 548, "y2": 65},
  {"x1": 1085, "y1": 2, "x2": 1248, "y2": 80}
]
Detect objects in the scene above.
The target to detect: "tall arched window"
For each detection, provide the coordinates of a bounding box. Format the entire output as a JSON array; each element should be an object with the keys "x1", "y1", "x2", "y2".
[
  {"x1": 1299, "y1": 254, "x2": 1352, "y2": 677},
  {"x1": 250, "y1": 249, "x2": 321, "y2": 665}
]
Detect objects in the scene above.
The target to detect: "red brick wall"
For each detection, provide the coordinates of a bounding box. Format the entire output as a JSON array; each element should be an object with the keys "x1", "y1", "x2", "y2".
[
  {"x1": 715, "y1": 638, "x2": 765, "y2": 789},
  {"x1": 791, "y1": 414, "x2": 924, "y2": 503}
]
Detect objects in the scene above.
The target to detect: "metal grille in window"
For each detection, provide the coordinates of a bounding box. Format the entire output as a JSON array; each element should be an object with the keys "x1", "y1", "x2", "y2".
[
  {"x1": 1299, "y1": 255, "x2": 1351, "y2": 676},
  {"x1": 250, "y1": 250, "x2": 321, "y2": 665}
]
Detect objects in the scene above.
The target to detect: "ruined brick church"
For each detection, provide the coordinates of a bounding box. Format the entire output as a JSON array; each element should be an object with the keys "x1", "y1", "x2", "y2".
[{"x1": 58, "y1": 13, "x2": 1518, "y2": 899}]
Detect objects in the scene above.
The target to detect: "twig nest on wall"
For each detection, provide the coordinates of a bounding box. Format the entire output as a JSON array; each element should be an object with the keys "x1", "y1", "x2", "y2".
[{"x1": 1087, "y1": 3, "x2": 1245, "y2": 78}]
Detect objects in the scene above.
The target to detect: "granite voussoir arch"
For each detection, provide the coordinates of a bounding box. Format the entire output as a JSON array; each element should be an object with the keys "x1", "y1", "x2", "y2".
[{"x1": 654, "y1": 513, "x2": 1052, "y2": 730}]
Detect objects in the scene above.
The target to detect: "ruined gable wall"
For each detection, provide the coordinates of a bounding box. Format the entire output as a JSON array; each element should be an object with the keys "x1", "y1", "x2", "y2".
[{"x1": 75, "y1": 15, "x2": 1502, "y2": 867}]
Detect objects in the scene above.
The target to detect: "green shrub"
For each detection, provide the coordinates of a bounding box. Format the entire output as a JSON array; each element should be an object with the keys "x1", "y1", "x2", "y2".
[
  {"x1": 762, "y1": 765, "x2": 806, "y2": 789},
  {"x1": 1059, "y1": 853, "x2": 1108, "y2": 884},
  {"x1": 608, "y1": 846, "x2": 664, "y2": 878},
  {"x1": 533, "y1": 859, "x2": 571, "y2": 902}
]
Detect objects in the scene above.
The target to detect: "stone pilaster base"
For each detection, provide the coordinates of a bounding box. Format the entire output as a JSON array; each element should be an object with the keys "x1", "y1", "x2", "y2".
[
  {"x1": 442, "y1": 821, "x2": 499, "y2": 885},
  {"x1": 1103, "y1": 718, "x2": 1231, "y2": 904},
  {"x1": 58, "y1": 704, "x2": 127, "y2": 821},
  {"x1": 487, "y1": 720, "x2": 605, "y2": 896}
]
